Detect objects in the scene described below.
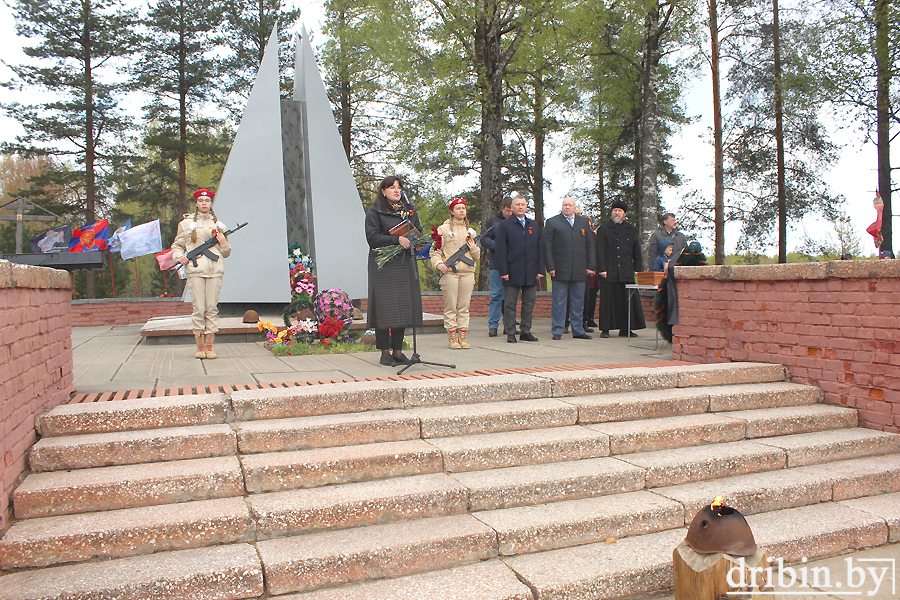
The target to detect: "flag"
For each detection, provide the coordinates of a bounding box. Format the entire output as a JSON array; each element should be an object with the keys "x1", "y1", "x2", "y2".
[
  {"x1": 155, "y1": 249, "x2": 185, "y2": 279},
  {"x1": 29, "y1": 224, "x2": 72, "y2": 253},
  {"x1": 108, "y1": 219, "x2": 132, "y2": 253},
  {"x1": 120, "y1": 219, "x2": 163, "y2": 260},
  {"x1": 69, "y1": 219, "x2": 110, "y2": 252}
]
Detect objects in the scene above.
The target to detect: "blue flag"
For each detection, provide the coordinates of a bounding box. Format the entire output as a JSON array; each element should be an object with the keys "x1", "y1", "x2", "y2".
[{"x1": 108, "y1": 219, "x2": 132, "y2": 253}]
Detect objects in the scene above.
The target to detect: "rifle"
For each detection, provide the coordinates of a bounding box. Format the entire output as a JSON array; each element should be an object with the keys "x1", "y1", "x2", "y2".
[
  {"x1": 443, "y1": 226, "x2": 491, "y2": 273},
  {"x1": 169, "y1": 222, "x2": 248, "y2": 270}
]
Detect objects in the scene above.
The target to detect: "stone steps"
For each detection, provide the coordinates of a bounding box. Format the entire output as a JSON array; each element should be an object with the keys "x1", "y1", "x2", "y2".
[
  {"x1": 503, "y1": 499, "x2": 896, "y2": 600},
  {"x1": 256, "y1": 514, "x2": 498, "y2": 595},
  {"x1": 0, "y1": 497, "x2": 252, "y2": 569},
  {"x1": 37, "y1": 393, "x2": 229, "y2": 437},
  {"x1": 249, "y1": 473, "x2": 468, "y2": 538},
  {"x1": 28, "y1": 424, "x2": 237, "y2": 471},
  {"x1": 13, "y1": 456, "x2": 244, "y2": 519},
  {"x1": 4, "y1": 362, "x2": 900, "y2": 600},
  {"x1": 278, "y1": 560, "x2": 533, "y2": 600}
]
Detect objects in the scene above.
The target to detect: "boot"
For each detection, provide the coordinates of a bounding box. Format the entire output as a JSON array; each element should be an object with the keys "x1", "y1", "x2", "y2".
[
  {"x1": 194, "y1": 333, "x2": 206, "y2": 359},
  {"x1": 458, "y1": 329, "x2": 471, "y2": 349},
  {"x1": 204, "y1": 333, "x2": 217, "y2": 359},
  {"x1": 448, "y1": 329, "x2": 462, "y2": 349}
]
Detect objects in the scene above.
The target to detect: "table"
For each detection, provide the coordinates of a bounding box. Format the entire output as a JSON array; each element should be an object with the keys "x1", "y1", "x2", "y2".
[{"x1": 626, "y1": 284, "x2": 662, "y2": 351}]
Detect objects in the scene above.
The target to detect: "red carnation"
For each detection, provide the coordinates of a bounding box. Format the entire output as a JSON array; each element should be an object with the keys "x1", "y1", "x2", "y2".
[{"x1": 431, "y1": 226, "x2": 442, "y2": 250}]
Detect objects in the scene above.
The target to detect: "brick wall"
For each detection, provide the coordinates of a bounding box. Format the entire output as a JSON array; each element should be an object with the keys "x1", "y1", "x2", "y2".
[
  {"x1": 672, "y1": 261, "x2": 900, "y2": 433},
  {"x1": 362, "y1": 290, "x2": 656, "y2": 324},
  {"x1": 71, "y1": 298, "x2": 192, "y2": 326},
  {"x1": 0, "y1": 260, "x2": 74, "y2": 530}
]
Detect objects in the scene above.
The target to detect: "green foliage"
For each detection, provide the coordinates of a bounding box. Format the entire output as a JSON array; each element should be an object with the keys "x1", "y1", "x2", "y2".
[
  {"x1": 2, "y1": 0, "x2": 140, "y2": 222},
  {"x1": 219, "y1": 0, "x2": 301, "y2": 118},
  {"x1": 267, "y1": 339, "x2": 376, "y2": 357}
]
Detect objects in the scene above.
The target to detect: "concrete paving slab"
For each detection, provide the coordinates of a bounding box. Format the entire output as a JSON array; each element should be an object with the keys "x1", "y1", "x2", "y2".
[{"x1": 71, "y1": 316, "x2": 676, "y2": 394}]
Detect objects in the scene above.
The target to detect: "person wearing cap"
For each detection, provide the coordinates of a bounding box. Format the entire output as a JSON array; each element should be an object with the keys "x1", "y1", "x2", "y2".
[
  {"x1": 430, "y1": 198, "x2": 481, "y2": 349},
  {"x1": 595, "y1": 200, "x2": 645, "y2": 338},
  {"x1": 171, "y1": 188, "x2": 232, "y2": 359},
  {"x1": 543, "y1": 196, "x2": 596, "y2": 340}
]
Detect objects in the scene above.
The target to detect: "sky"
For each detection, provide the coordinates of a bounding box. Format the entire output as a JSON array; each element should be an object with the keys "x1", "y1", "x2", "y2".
[{"x1": 0, "y1": 0, "x2": 892, "y2": 256}]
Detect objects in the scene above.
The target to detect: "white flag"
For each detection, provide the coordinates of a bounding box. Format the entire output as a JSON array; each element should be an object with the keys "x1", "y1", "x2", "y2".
[{"x1": 120, "y1": 219, "x2": 163, "y2": 260}]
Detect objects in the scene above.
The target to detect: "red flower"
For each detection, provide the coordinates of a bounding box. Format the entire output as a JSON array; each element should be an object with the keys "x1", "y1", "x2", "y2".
[
  {"x1": 528, "y1": 227, "x2": 533, "y2": 235},
  {"x1": 431, "y1": 226, "x2": 442, "y2": 250},
  {"x1": 322, "y1": 338, "x2": 331, "y2": 345}
]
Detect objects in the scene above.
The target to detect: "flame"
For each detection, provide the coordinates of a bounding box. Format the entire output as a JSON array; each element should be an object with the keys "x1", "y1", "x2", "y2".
[{"x1": 710, "y1": 496, "x2": 725, "y2": 510}]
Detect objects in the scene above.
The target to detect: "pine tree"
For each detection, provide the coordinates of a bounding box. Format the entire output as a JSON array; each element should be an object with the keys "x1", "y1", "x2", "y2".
[
  {"x1": 133, "y1": 0, "x2": 229, "y2": 218},
  {"x1": 2, "y1": 0, "x2": 139, "y2": 297}
]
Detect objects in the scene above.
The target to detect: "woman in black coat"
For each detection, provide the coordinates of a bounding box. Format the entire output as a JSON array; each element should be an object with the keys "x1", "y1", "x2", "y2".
[{"x1": 365, "y1": 176, "x2": 424, "y2": 366}]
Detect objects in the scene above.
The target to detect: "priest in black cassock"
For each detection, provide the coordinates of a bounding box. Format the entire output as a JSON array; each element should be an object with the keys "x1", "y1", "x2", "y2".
[{"x1": 595, "y1": 200, "x2": 645, "y2": 338}]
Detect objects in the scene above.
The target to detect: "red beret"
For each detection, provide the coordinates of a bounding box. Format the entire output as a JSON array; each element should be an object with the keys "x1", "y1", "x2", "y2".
[
  {"x1": 193, "y1": 188, "x2": 215, "y2": 200},
  {"x1": 449, "y1": 198, "x2": 466, "y2": 209}
]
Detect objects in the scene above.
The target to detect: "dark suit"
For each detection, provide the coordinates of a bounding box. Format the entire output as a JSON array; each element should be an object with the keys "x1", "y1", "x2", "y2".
[
  {"x1": 595, "y1": 218, "x2": 645, "y2": 333},
  {"x1": 544, "y1": 213, "x2": 596, "y2": 336},
  {"x1": 495, "y1": 215, "x2": 544, "y2": 336}
]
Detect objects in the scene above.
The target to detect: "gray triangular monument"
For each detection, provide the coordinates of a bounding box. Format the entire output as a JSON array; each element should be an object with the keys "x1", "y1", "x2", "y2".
[{"x1": 208, "y1": 24, "x2": 368, "y2": 304}]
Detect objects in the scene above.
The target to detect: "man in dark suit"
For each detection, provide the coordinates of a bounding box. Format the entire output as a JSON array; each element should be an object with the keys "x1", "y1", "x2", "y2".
[
  {"x1": 495, "y1": 195, "x2": 544, "y2": 343},
  {"x1": 544, "y1": 197, "x2": 596, "y2": 340},
  {"x1": 595, "y1": 200, "x2": 645, "y2": 338}
]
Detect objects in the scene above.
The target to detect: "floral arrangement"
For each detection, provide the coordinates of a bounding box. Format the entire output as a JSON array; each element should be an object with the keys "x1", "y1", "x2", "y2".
[
  {"x1": 375, "y1": 232, "x2": 432, "y2": 269},
  {"x1": 317, "y1": 316, "x2": 345, "y2": 339},
  {"x1": 260, "y1": 287, "x2": 368, "y2": 356},
  {"x1": 289, "y1": 244, "x2": 315, "y2": 302},
  {"x1": 315, "y1": 289, "x2": 354, "y2": 324},
  {"x1": 430, "y1": 226, "x2": 442, "y2": 250}
]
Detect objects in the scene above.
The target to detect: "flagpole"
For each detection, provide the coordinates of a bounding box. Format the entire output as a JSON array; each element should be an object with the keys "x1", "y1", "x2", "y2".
[
  {"x1": 109, "y1": 253, "x2": 116, "y2": 298},
  {"x1": 133, "y1": 258, "x2": 140, "y2": 298}
]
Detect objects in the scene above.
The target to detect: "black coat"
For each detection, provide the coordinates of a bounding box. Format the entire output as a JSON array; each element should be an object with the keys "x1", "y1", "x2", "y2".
[
  {"x1": 365, "y1": 204, "x2": 424, "y2": 329},
  {"x1": 480, "y1": 210, "x2": 507, "y2": 270},
  {"x1": 595, "y1": 219, "x2": 642, "y2": 282},
  {"x1": 495, "y1": 215, "x2": 544, "y2": 287},
  {"x1": 543, "y1": 214, "x2": 596, "y2": 281}
]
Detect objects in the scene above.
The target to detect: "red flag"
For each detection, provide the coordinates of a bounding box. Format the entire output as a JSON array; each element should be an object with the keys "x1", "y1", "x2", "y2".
[
  {"x1": 154, "y1": 249, "x2": 176, "y2": 270},
  {"x1": 69, "y1": 219, "x2": 110, "y2": 252},
  {"x1": 866, "y1": 192, "x2": 884, "y2": 249},
  {"x1": 155, "y1": 249, "x2": 185, "y2": 279}
]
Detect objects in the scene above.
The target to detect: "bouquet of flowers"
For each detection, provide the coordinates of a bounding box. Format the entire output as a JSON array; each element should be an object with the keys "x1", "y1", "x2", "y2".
[
  {"x1": 289, "y1": 244, "x2": 315, "y2": 303},
  {"x1": 315, "y1": 289, "x2": 354, "y2": 326},
  {"x1": 375, "y1": 233, "x2": 432, "y2": 269},
  {"x1": 317, "y1": 316, "x2": 345, "y2": 339}
]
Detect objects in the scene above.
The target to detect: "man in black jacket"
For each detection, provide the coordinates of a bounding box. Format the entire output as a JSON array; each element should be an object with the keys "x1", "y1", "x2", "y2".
[
  {"x1": 595, "y1": 200, "x2": 645, "y2": 338},
  {"x1": 495, "y1": 195, "x2": 544, "y2": 343},
  {"x1": 543, "y1": 197, "x2": 596, "y2": 340},
  {"x1": 480, "y1": 196, "x2": 514, "y2": 336}
]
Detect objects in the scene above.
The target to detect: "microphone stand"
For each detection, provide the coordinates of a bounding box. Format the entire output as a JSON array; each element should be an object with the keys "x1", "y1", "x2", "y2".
[{"x1": 397, "y1": 194, "x2": 455, "y2": 376}]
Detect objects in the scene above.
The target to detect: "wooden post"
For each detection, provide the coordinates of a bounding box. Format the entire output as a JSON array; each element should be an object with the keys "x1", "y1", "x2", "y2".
[{"x1": 673, "y1": 540, "x2": 774, "y2": 599}]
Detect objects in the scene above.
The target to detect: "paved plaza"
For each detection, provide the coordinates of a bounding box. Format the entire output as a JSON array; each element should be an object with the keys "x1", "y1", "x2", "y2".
[{"x1": 72, "y1": 317, "x2": 675, "y2": 394}]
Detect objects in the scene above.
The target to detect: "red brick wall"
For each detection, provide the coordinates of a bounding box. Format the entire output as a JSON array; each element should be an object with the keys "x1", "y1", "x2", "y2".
[
  {"x1": 362, "y1": 291, "x2": 656, "y2": 323},
  {"x1": 672, "y1": 261, "x2": 900, "y2": 433},
  {"x1": 0, "y1": 260, "x2": 74, "y2": 530},
  {"x1": 70, "y1": 298, "x2": 192, "y2": 326}
]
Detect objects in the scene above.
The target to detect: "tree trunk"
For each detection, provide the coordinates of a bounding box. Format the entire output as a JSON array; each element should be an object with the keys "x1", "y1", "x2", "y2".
[
  {"x1": 533, "y1": 80, "x2": 545, "y2": 230},
  {"x1": 709, "y1": 0, "x2": 725, "y2": 265},
  {"x1": 875, "y1": 0, "x2": 892, "y2": 255},
  {"x1": 83, "y1": 0, "x2": 97, "y2": 298},
  {"x1": 339, "y1": 7, "x2": 352, "y2": 161},
  {"x1": 177, "y1": 2, "x2": 188, "y2": 219},
  {"x1": 640, "y1": 6, "x2": 662, "y2": 259},
  {"x1": 474, "y1": 18, "x2": 505, "y2": 234},
  {"x1": 773, "y1": 0, "x2": 787, "y2": 263}
]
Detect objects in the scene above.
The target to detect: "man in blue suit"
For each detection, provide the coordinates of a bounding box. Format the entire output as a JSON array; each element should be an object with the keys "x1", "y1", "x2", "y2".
[{"x1": 495, "y1": 195, "x2": 544, "y2": 343}]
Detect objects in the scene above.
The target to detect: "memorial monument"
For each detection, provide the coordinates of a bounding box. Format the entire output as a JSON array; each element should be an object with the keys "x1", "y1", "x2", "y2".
[{"x1": 206, "y1": 24, "x2": 369, "y2": 305}]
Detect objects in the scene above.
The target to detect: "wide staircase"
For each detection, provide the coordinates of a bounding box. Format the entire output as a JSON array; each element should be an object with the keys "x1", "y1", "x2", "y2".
[{"x1": 2, "y1": 362, "x2": 900, "y2": 600}]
